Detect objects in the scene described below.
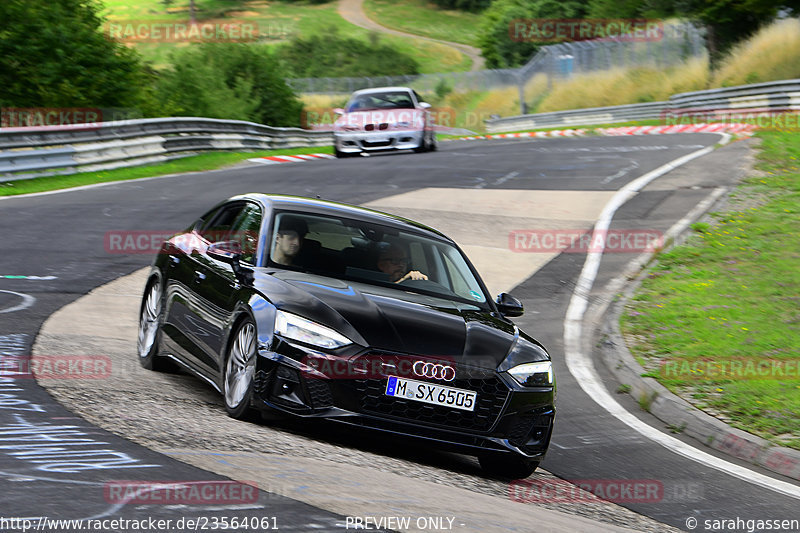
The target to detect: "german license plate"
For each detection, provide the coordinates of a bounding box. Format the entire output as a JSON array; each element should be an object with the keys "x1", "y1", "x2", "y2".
[{"x1": 385, "y1": 376, "x2": 477, "y2": 412}]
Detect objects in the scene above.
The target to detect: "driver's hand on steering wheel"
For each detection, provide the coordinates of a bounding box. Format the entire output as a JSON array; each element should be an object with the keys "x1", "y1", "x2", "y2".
[{"x1": 396, "y1": 270, "x2": 428, "y2": 283}]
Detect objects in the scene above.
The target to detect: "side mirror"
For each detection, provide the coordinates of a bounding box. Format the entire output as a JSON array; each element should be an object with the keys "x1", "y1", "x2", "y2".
[
  {"x1": 208, "y1": 241, "x2": 254, "y2": 285},
  {"x1": 419, "y1": 102, "x2": 431, "y2": 109},
  {"x1": 333, "y1": 108, "x2": 345, "y2": 116},
  {"x1": 496, "y1": 293, "x2": 524, "y2": 317},
  {"x1": 207, "y1": 240, "x2": 242, "y2": 264}
]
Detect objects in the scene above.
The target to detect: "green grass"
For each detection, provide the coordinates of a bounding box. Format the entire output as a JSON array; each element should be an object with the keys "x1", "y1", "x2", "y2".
[
  {"x1": 0, "y1": 146, "x2": 331, "y2": 196},
  {"x1": 102, "y1": 0, "x2": 470, "y2": 73},
  {"x1": 363, "y1": 0, "x2": 483, "y2": 47},
  {"x1": 621, "y1": 129, "x2": 800, "y2": 449}
]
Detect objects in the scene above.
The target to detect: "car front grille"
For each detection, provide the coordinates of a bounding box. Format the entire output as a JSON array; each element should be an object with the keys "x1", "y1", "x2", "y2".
[
  {"x1": 353, "y1": 376, "x2": 509, "y2": 433},
  {"x1": 361, "y1": 139, "x2": 393, "y2": 148}
]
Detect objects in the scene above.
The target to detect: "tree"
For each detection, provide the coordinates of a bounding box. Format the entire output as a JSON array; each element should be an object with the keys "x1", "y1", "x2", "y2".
[
  {"x1": 586, "y1": 0, "x2": 799, "y2": 61},
  {"x1": 0, "y1": 0, "x2": 148, "y2": 109},
  {"x1": 478, "y1": 0, "x2": 588, "y2": 68},
  {"x1": 680, "y1": 0, "x2": 797, "y2": 60},
  {"x1": 155, "y1": 43, "x2": 303, "y2": 127}
]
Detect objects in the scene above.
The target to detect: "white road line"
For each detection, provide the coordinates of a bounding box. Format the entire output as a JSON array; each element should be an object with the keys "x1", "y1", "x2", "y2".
[
  {"x1": 0, "y1": 275, "x2": 57, "y2": 280},
  {"x1": 563, "y1": 133, "x2": 800, "y2": 500},
  {"x1": 0, "y1": 290, "x2": 35, "y2": 314}
]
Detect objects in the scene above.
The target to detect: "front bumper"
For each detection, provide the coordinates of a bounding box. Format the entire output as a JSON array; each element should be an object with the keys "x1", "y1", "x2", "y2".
[
  {"x1": 334, "y1": 129, "x2": 424, "y2": 153},
  {"x1": 253, "y1": 343, "x2": 555, "y2": 460}
]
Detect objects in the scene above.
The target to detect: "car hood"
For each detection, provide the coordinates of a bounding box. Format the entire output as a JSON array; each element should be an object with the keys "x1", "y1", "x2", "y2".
[{"x1": 257, "y1": 271, "x2": 525, "y2": 369}]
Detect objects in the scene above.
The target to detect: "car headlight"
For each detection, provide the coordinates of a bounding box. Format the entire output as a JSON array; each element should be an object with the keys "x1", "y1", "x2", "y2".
[
  {"x1": 508, "y1": 361, "x2": 553, "y2": 387},
  {"x1": 274, "y1": 310, "x2": 352, "y2": 349}
]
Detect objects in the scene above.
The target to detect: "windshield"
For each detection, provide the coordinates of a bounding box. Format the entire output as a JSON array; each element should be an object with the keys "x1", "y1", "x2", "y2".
[
  {"x1": 345, "y1": 91, "x2": 416, "y2": 112},
  {"x1": 264, "y1": 211, "x2": 489, "y2": 307}
]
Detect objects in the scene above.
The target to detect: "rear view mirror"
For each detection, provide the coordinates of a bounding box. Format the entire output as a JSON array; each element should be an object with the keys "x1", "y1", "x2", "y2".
[{"x1": 496, "y1": 293, "x2": 524, "y2": 317}]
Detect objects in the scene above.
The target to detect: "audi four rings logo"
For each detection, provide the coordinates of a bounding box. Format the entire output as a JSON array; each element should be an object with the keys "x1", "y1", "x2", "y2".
[{"x1": 412, "y1": 361, "x2": 456, "y2": 382}]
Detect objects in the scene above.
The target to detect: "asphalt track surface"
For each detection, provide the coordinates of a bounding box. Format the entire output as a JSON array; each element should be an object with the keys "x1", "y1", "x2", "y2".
[{"x1": 1, "y1": 135, "x2": 798, "y2": 531}]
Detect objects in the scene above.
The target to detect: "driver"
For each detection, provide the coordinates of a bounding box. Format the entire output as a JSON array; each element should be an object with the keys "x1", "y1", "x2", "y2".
[
  {"x1": 272, "y1": 216, "x2": 307, "y2": 266},
  {"x1": 377, "y1": 244, "x2": 428, "y2": 283}
]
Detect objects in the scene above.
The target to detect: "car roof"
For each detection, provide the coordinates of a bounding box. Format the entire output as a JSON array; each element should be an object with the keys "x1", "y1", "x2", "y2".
[
  {"x1": 229, "y1": 194, "x2": 450, "y2": 241},
  {"x1": 350, "y1": 86, "x2": 414, "y2": 96}
]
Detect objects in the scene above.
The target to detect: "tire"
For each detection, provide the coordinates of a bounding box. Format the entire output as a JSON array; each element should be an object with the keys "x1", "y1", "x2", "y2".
[
  {"x1": 335, "y1": 148, "x2": 352, "y2": 159},
  {"x1": 413, "y1": 135, "x2": 429, "y2": 153},
  {"x1": 223, "y1": 319, "x2": 257, "y2": 420},
  {"x1": 479, "y1": 454, "x2": 539, "y2": 480},
  {"x1": 137, "y1": 279, "x2": 169, "y2": 371},
  {"x1": 429, "y1": 133, "x2": 438, "y2": 152}
]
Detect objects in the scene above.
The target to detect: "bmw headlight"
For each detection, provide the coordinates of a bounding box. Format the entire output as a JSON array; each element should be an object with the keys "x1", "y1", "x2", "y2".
[
  {"x1": 274, "y1": 310, "x2": 352, "y2": 349},
  {"x1": 508, "y1": 361, "x2": 553, "y2": 387}
]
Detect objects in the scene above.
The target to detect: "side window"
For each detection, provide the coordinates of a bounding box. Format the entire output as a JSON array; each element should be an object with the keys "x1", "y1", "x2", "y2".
[
  {"x1": 198, "y1": 203, "x2": 245, "y2": 242},
  {"x1": 231, "y1": 203, "x2": 262, "y2": 265}
]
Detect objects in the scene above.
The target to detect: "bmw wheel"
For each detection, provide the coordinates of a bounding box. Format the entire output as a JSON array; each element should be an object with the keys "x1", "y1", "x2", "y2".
[
  {"x1": 479, "y1": 453, "x2": 539, "y2": 480},
  {"x1": 224, "y1": 319, "x2": 257, "y2": 419},
  {"x1": 137, "y1": 279, "x2": 168, "y2": 371}
]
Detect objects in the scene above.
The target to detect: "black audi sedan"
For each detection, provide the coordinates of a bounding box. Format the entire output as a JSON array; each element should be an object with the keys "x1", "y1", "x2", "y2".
[{"x1": 137, "y1": 194, "x2": 555, "y2": 478}]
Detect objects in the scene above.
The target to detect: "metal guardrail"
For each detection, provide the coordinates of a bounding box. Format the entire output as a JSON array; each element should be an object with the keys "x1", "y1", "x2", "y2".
[
  {"x1": 0, "y1": 117, "x2": 333, "y2": 181},
  {"x1": 485, "y1": 78, "x2": 800, "y2": 133},
  {"x1": 484, "y1": 102, "x2": 668, "y2": 132},
  {"x1": 3, "y1": 79, "x2": 798, "y2": 180}
]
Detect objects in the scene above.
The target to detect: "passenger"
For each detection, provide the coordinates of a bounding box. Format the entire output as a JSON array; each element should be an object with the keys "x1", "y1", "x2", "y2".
[
  {"x1": 271, "y1": 217, "x2": 307, "y2": 266},
  {"x1": 377, "y1": 244, "x2": 428, "y2": 283}
]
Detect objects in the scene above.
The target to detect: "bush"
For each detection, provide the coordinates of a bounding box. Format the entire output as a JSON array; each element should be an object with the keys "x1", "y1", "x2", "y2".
[
  {"x1": 277, "y1": 30, "x2": 420, "y2": 78},
  {"x1": 0, "y1": 0, "x2": 148, "y2": 109},
  {"x1": 155, "y1": 43, "x2": 303, "y2": 127},
  {"x1": 429, "y1": 0, "x2": 491, "y2": 12}
]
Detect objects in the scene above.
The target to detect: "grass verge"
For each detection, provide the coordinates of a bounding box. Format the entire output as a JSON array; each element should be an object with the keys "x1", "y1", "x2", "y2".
[
  {"x1": 0, "y1": 146, "x2": 331, "y2": 197},
  {"x1": 103, "y1": 0, "x2": 470, "y2": 73},
  {"x1": 620, "y1": 129, "x2": 800, "y2": 450},
  {"x1": 362, "y1": 0, "x2": 483, "y2": 47}
]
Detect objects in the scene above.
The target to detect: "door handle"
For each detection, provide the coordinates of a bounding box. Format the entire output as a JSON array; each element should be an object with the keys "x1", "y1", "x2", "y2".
[
  {"x1": 169, "y1": 256, "x2": 180, "y2": 266},
  {"x1": 193, "y1": 271, "x2": 206, "y2": 283}
]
